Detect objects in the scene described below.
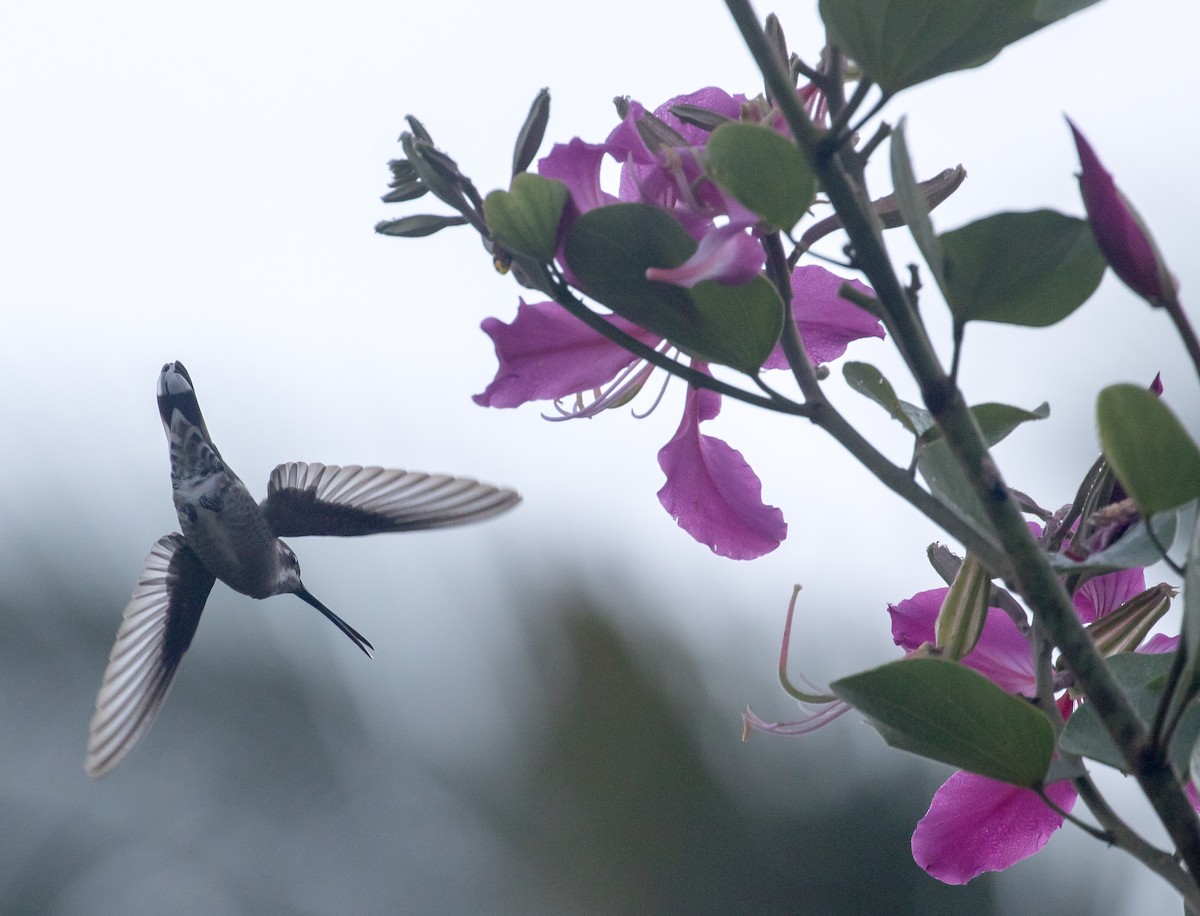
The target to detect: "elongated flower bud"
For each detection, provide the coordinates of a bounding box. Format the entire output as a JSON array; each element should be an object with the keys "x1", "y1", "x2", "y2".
[{"x1": 1068, "y1": 118, "x2": 1178, "y2": 308}]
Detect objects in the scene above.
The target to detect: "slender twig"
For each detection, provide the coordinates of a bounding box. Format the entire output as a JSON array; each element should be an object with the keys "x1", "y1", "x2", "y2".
[
  {"x1": 1074, "y1": 774, "x2": 1200, "y2": 912},
  {"x1": 1151, "y1": 642, "x2": 1189, "y2": 746},
  {"x1": 1165, "y1": 298, "x2": 1200, "y2": 384},
  {"x1": 541, "y1": 267, "x2": 810, "y2": 417},
  {"x1": 826, "y1": 79, "x2": 873, "y2": 142},
  {"x1": 761, "y1": 232, "x2": 1010, "y2": 576},
  {"x1": 724, "y1": 0, "x2": 1200, "y2": 883}
]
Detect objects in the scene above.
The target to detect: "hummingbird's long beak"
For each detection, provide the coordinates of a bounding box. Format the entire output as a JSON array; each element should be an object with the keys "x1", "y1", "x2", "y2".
[{"x1": 295, "y1": 586, "x2": 375, "y2": 658}]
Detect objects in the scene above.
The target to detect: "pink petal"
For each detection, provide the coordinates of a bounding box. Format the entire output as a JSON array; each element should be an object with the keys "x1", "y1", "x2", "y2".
[
  {"x1": 538, "y1": 138, "x2": 617, "y2": 215},
  {"x1": 888, "y1": 589, "x2": 1035, "y2": 694},
  {"x1": 656, "y1": 378, "x2": 785, "y2": 559},
  {"x1": 1140, "y1": 633, "x2": 1180, "y2": 654},
  {"x1": 644, "y1": 223, "x2": 764, "y2": 288},
  {"x1": 473, "y1": 299, "x2": 660, "y2": 408},
  {"x1": 763, "y1": 265, "x2": 883, "y2": 369},
  {"x1": 1073, "y1": 566, "x2": 1146, "y2": 623},
  {"x1": 912, "y1": 772, "x2": 1077, "y2": 884}
]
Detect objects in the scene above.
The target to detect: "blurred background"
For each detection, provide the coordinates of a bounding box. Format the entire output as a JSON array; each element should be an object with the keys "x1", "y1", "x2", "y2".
[{"x1": 2, "y1": 0, "x2": 1198, "y2": 912}]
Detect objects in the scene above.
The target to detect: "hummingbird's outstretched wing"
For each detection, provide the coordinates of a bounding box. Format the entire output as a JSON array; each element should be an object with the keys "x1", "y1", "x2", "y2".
[
  {"x1": 261, "y1": 462, "x2": 521, "y2": 538},
  {"x1": 86, "y1": 534, "x2": 215, "y2": 779}
]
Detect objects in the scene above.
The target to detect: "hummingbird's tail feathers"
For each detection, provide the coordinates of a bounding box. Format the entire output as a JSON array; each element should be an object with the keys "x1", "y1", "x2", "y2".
[
  {"x1": 86, "y1": 534, "x2": 214, "y2": 778},
  {"x1": 157, "y1": 362, "x2": 207, "y2": 435},
  {"x1": 295, "y1": 587, "x2": 375, "y2": 658},
  {"x1": 263, "y1": 462, "x2": 521, "y2": 538}
]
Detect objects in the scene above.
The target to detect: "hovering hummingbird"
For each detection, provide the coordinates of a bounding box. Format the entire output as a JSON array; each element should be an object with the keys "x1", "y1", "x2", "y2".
[{"x1": 86, "y1": 361, "x2": 520, "y2": 778}]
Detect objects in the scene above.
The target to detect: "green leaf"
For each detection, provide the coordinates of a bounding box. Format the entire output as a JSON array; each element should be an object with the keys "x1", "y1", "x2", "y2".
[
  {"x1": 890, "y1": 120, "x2": 949, "y2": 301},
  {"x1": 939, "y1": 210, "x2": 1107, "y2": 327},
  {"x1": 374, "y1": 214, "x2": 468, "y2": 238},
  {"x1": 1059, "y1": 652, "x2": 1200, "y2": 776},
  {"x1": 970, "y1": 401, "x2": 1051, "y2": 446},
  {"x1": 916, "y1": 439, "x2": 996, "y2": 537},
  {"x1": 483, "y1": 173, "x2": 568, "y2": 262},
  {"x1": 564, "y1": 203, "x2": 783, "y2": 374},
  {"x1": 703, "y1": 122, "x2": 815, "y2": 232},
  {"x1": 831, "y1": 657, "x2": 1054, "y2": 786},
  {"x1": 1098, "y1": 384, "x2": 1200, "y2": 514},
  {"x1": 920, "y1": 401, "x2": 1050, "y2": 449},
  {"x1": 842, "y1": 362, "x2": 918, "y2": 434},
  {"x1": 819, "y1": 0, "x2": 1100, "y2": 94}
]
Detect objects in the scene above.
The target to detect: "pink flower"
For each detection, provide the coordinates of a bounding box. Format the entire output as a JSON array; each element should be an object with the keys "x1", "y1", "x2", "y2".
[
  {"x1": 889, "y1": 564, "x2": 1148, "y2": 883},
  {"x1": 475, "y1": 265, "x2": 881, "y2": 558},
  {"x1": 474, "y1": 88, "x2": 884, "y2": 558}
]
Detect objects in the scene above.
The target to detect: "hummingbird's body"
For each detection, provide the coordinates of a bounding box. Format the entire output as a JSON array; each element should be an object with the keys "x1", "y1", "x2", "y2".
[{"x1": 86, "y1": 361, "x2": 520, "y2": 778}]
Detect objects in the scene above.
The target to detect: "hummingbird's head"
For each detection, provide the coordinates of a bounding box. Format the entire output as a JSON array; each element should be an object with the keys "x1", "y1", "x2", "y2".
[
  {"x1": 275, "y1": 541, "x2": 305, "y2": 594},
  {"x1": 275, "y1": 541, "x2": 375, "y2": 658}
]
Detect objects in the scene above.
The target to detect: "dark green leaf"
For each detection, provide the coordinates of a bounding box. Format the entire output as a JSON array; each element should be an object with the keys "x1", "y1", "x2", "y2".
[
  {"x1": 921, "y1": 401, "x2": 1050, "y2": 449},
  {"x1": 916, "y1": 439, "x2": 997, "y2": 539},
  {"x1": 843, "y1": 362, "x2": 918, "y2": 433},
  {"x1": 483, "y1": 173, "x2": 568, "y2": 262},
  {"x1": 374, "y1": 214, "x2": 468, "y2": 238},
  {"x1": 564, "y1": 204, "x2": 783, "y2": 373},
  {"x1": 971, "y1": 401, "x2": 1051, "y2": 446},
  {"x1": 940, "y1": 210, "x2": 1106, "y2": 327},
  {"x1": 1059, "y1": 652, "x2": 1200, "y2": 775},
  {"x1": 831, "y1": 657, "x2": 1054, "y2": 786},
  {"x1": 704, "y1": 122, "x2": 815, "y2": 232},
  {"x1": 1098, "y1": 384, "x2": 1200, "y2": 514},
  {"x1": 820, "y1": 0, "x2": 1100, "y2": 94},
  {"x1": 688, "y1": 277, "x2": 786, "y2": 375}
]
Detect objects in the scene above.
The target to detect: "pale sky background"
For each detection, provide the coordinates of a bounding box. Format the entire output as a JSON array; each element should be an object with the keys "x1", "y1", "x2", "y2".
[{"x1": 2, "y1": 1, "x2": 1199, "y2": 912}]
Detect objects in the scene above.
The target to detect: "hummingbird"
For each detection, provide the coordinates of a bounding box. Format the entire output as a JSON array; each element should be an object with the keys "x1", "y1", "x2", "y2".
[{"x1": 85, "y1": 361, "x2": 520, "y2": 778}]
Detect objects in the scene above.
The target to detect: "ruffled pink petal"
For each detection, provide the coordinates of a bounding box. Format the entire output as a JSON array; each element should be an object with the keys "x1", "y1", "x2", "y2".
[
  {"x1": 1140, "y1": 633, "x2": 1180, "y2": 654},
  {"x1": 474, "y1": 299, "x2": 660, "y2": 408},
  {"x1": 763, "y1": 265, "x2": 883, "y2": 369},
  {"x1": 912, "y1": 772, "x2": 1077, "y2": 884},
  {"x1": 888, "y1": 589, "x2": 1035, "y2": 694},
  {"x1": 656, "y1": 376, "x2": 785, "y2": 559},
  {"x1": 538, "y1": 139, "x2": 618, "y2": 215},
  {"x1": 1073, "y1": 566, "x2": 1147, "y2": 623},
  {"x1": 652, "y1": 87, "x2": 746, "y2": 147}
]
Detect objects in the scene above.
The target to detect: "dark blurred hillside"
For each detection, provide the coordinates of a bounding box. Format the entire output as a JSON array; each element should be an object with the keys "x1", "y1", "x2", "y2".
[{"x1": 0, "y1": 559, "x2": 1099, "y2": 915}]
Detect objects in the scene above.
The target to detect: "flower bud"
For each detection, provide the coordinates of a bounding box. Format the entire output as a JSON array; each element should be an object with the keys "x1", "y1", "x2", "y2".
[
  {"x1": 1086, "y1": 582, "x2": 1175, "y2": 656},
  {"x1": 1068, "y1": 118, "x2": 1178, "y2": 308},
  {"x1": 935, "y1": 553, "x2": 992, "y2": 661}
]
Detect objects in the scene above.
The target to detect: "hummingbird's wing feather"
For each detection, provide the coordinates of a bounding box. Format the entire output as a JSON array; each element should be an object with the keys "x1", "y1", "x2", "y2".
[
  {"x1": 262, "y1": 462, "x2": 521, "y2": 537},
  {"x1": 85, "y1": 534, "x2": 215, "y2": 779}
]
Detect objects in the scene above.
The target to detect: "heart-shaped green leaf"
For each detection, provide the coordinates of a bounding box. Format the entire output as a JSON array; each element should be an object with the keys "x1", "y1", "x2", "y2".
[
  {"x1": 940, "y1": 210, "x2": 1106, "y2": 327},
  {"x1": 832, "y1": 656, "x2": 1054, "y2": 787},
  {"x1": 704, "y1": 122, "x2": 815, "y2": 232},
  {"x1": 484, "y1": 173, "x2": 568, "y2": 262},
  {"x1": 1098, "y1": 384, "x2": 1200, "y2": 514},
  {"x1": 564, "y1": 203, "x2": 783, "y2": 373}
]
